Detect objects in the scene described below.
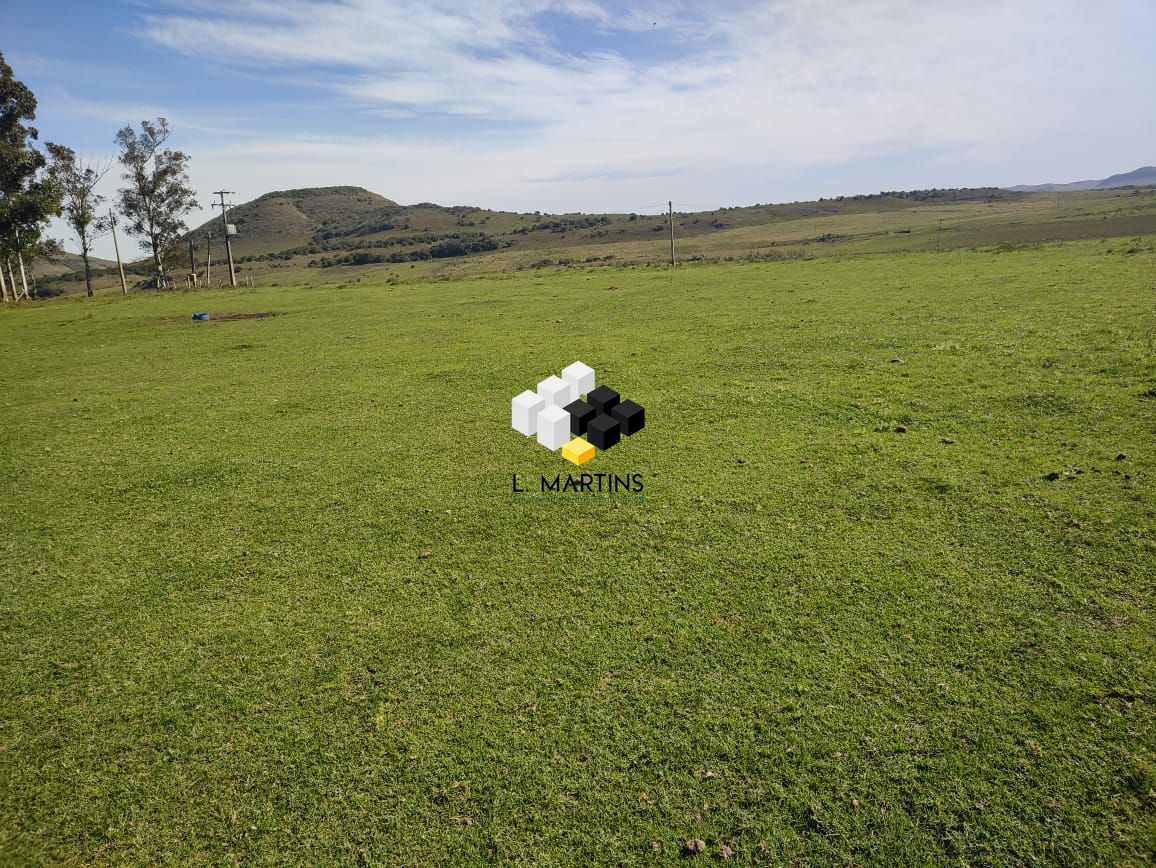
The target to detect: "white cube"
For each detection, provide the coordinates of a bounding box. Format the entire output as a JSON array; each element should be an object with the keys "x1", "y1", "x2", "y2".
[
  {"x1": 536, "y1": 404, "x2": 571, "y2": 451},
  {"x1": 512, "y1": 389, "x2": 545, "y2": 436},
  {"x1": 537, "y1": 375, "x2": 575, "y2": 407},
  {"x1": 561, "y1": 361, "x2": 595, "y2": 397}
]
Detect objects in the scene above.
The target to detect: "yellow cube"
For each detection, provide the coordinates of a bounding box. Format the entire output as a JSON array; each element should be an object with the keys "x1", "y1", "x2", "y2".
[{"x1": 562, "y1": 437, "x2": 595, "y2": 466}]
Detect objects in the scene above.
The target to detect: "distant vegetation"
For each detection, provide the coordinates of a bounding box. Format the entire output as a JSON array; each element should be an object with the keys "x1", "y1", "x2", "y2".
[
  {"x1": 33, "y1": 181, "x2": 1156, "y2": 296},
  {"x1": 309, "y1": 233, "x2": 502, "y2": 267}
]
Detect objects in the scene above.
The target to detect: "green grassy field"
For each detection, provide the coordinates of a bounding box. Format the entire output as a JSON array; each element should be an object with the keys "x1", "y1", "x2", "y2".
[{"x1": 2, "y1": 241, "x2": 1153, "y2": 864}]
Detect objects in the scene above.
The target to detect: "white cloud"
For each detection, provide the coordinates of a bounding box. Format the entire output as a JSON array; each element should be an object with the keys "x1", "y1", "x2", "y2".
[{"x1": 66, "y1": 0, "x2": 1156, "y2": 259}]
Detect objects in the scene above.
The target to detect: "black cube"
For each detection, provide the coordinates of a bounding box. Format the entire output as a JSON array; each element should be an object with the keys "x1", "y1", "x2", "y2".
[
  {"x1": 586, "y1": 413, "x2": 621, "y2": 450},
  {"x1": 564, "y1": 398, "x2": 596, "y2": 436},
  {"x1": 587, "y1": 385, "x2": 620, "y2": 416},
  {"x1": 611, "y1": 399, "x2": 645, "y2": 436}
]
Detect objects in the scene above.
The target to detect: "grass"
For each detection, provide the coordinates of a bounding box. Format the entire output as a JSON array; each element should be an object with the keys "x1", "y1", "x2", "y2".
[{"x1": 1, "y1": 241, "x2": 1153, "y2": 864}]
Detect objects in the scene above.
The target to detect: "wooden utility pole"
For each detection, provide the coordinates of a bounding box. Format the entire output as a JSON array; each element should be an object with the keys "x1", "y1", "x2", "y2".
[
  {"x1": 109, "y1": 210, "x2": 128, "y2": 295},
  {"x1": 187, "y1": 238, "x2": 198, "y2": 286},
  {"x1": 668, "y1": 200, "x2": 676, "y2": 266},
  {"x1": 212, "y1": 191, "x2": 237, "y2": 287}
]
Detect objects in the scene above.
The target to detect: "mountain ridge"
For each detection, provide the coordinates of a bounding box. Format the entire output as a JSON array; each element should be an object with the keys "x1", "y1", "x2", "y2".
[{"x1": 1007, "y1": 165, "x2": 1156, "y2": 192}]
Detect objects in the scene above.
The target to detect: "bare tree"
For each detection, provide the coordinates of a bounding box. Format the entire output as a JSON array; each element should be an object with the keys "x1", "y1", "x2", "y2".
[
  {"x1": 47, "y1": 144, "x2": 110, "y2": 297},
  {"x1": 114, "y1": 118, "x2": 196, "y2": 288}
]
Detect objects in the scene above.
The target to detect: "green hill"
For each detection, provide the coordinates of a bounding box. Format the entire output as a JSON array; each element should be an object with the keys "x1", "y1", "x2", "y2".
[
  {"x1": 29, "y1": 250, "x2": 118, "y2": 279},
  {"x1": 185, "y1": 184, "x2": 1154, "y2": 288},
  {"x1": 182, "y1": 185, "x2": 1034, "y2": 277},
  {"x1": 39, "y1": 183, "x2": 1156, "y2": 295},
  {"x1": 185, "y1": 186, "x2": 400, "y2": 256}
]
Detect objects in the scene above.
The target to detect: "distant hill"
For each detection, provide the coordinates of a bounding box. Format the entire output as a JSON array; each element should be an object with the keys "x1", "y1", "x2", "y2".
[
  {"x1": 180, "y1": 184, "x2": 623, "y2": 266},
  {"x1": 38, "y1": 182, "x2": 1156, "y2": 296},
  {"x1": 1008, "y1": 166, "x2": 1156, "y2": 192},
  {"x1": 1095, "y1": 166, "x2": 1156, "y2": 188},
  {"x1": 185, "y1": 186, "x2": 399, "y2": 255},
  {"x1": 31, "y1": 187, "x2": 401, "y2": 280},
  {"x1": 29, "y1": 250, "x2": 118, "y2": 279},
  {"x1": 178, "y1": 184, "x2": 1026, "y2": 267}
]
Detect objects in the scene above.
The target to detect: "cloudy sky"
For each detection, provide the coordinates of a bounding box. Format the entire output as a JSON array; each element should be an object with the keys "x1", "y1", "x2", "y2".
[{"x1": 6, "y1": 0, "x2": 1155, "y2": 258}]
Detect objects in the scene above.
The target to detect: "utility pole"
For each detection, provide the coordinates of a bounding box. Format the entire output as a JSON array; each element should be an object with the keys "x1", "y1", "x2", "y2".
[
  {"x1": 109, "y1": 209, "x2": 128, "y2": 295},
  {"x1": 212, "y1": 191, "x2": 237, "y2": 287},
  {"x1": 188, "y1": 238, "x2": 198, "y2": 286},
  {"x1": 668, "y1": 200, "x2": 676, "y2": 266},
  {"x1": 205, "y1": 231, "x2": 212, "y2": 286},
  {"x1": 936, "y1": 218, "x2": 943, "y2": 251}
]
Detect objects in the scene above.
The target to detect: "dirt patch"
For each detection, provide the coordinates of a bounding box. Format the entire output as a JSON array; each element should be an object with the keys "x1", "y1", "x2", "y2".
[
  {"x1": 161, "y1": 311, "x2": 284, "y2": 324},
  {"x1": 205, "y1": 311, "x2": 282, "y2": 322}
]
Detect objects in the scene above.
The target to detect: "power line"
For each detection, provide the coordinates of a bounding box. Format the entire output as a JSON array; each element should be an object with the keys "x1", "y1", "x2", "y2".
[{"x1": 108, "y1": 209, "x2": 128, "y2": 295}]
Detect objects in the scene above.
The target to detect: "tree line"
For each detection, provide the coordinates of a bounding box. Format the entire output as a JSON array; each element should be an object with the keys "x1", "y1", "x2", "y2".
[{"x1": 1, "y1": 53, "x2": 197, "y2": 300}]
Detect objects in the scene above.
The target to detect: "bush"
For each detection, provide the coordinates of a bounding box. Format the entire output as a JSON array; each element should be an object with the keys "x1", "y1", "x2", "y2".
[{"x1": 429, "y1": 240, "x2": 469, "y2": 258}]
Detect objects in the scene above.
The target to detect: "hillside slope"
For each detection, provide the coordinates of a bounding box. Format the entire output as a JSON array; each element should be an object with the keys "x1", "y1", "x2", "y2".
[
  {"x1": 29, "y1": 251, "x2": 118, "y2": 279},
  {"x1": 1096, "y1": 166, "x2": 1156, "y2": 188},
  {"x1": 185, "y1": 186, "x2": 399, "y2": 255},
  {"x1": 179, "y1": 185, "x2": 1028, "y2": 269},
  {"x1": 38, "y1": 184, "x2": 1156, "y2": 295},
  {"x1": 1008, "y1": 165, "x2": 1156, "y2": 192}
]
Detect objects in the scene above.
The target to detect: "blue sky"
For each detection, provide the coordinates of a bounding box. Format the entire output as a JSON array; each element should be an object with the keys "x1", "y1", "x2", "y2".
[{"x1": 4, "y1": 0, "x2": 1155, "y2": 259}]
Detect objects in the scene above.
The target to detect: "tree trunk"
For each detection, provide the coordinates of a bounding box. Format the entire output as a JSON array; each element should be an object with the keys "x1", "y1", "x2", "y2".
[
  {"x1": 149, "y1": 230, "x2": 165, "y2": 289},
  {"x1": 16, "y1": 251, "x2": 29, "y2": 299},
  {"x1": 82, "y1": 242, "x2": 93, "y2": 298},
  {"x1": 143, "y1": 190, "x2": 164, "y2": 289},
  {"x1": 0, "y1": 257, "x2": 9, "y2": 302}
]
